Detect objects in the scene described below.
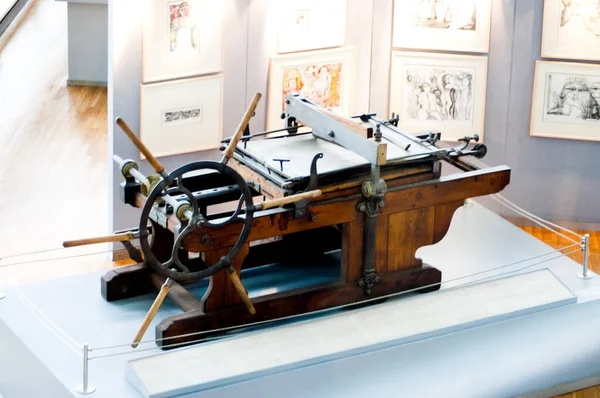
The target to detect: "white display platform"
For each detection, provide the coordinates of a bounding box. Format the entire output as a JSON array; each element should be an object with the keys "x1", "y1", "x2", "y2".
[
  {"x1": 1, "y1": 202, "x2": 600, "y2": 398},
  {"x1": 125, "y1": 269, "x2": 576, "y2": 398}
]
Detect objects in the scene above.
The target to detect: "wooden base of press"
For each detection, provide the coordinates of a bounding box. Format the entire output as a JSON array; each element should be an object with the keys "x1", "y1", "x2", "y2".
[{"x1": 101, "y1": 259, "x2": 440, "y2": 349}]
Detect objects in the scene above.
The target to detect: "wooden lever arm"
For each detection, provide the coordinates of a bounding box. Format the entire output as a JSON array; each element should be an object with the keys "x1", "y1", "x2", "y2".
[
  {"x1": 115, "y1": 117, "x2": 166, "y2": 176},
  {"x1": 222, "y1": 93, "x2": 262, "y2": 159},
  {"x1": 62, "y1": 232, "x2": 136, "y2": 248},
  {"x1": 131, "y1": 279, "x2": 172, "y2": 348},
  {"x1": 227, "y1": 267, "x2": 256, "y2": 315},
  {"x1": 255, "y1": 189, "x2": 322, "y2": 211}
]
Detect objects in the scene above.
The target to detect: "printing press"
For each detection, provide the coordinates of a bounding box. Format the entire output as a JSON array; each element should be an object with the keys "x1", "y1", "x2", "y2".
[{"x1": 64, "y1": 93, "x2": 510, "y2": 348}]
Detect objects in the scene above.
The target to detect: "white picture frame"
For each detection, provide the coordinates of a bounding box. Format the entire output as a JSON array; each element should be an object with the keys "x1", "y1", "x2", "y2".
[
  {"x1": 266, "y1": 47, "x2": 355, "y2": 131},
  {"x1": 140, "y1": 75, "x2": 223, "y2": 158},
  {"x1": 275, "y1": 0, "x2": 347, "y2": 54},
  {"x1": 392, "y1": 0, "x2": 492, "y2": 53},
  {"x1": 541, "y1": 0, "x2": 600, "y2": 61},
  {"x1": 530, "y1": 60, "x2": 600, "y2": 141},
  {"x1": 389, "y1": 51, "x2": 488, "y2": 142},
  {"x1": 142, "y1": 0, "x2": 223, "y2": 83}
]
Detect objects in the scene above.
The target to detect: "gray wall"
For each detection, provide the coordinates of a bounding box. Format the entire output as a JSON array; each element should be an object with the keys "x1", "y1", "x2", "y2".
[
  {"x1": 67, "y1": 2, "x2": 108, "y2": 85},
  {"x1": 108, "y1": 0, "x2": 600, "y2": 235}
]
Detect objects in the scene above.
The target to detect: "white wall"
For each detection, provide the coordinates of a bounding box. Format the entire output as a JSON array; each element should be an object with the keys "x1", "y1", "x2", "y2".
[{"x1": 66, "y1": 2, "x2": 108, "y2": 85}]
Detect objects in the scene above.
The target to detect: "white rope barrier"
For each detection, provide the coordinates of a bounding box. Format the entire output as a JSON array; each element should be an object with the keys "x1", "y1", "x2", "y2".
[
  {"x1": 14, "y1": 287, "x2": 82, "y2": 357},
  {"x1": 491, "y1": 194, "x2": 584, "y2": 241},
  {"x1": 491, "y1": 195, "x2": 582, "y2": 244}
]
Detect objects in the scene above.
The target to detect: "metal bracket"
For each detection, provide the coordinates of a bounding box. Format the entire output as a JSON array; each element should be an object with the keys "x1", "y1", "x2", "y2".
[
  {"x1": 122, "y1": 240, "x2": 143, "y2": 263},
  {"x1": 356, "y1": 178, "x2": 387, "y2": 295},
  {"x1": 294, "y1": 153, "x2": 323, "y2": 219}
]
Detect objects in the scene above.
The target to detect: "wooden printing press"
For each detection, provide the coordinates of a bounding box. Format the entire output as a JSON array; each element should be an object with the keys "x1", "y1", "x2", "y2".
[{"x1": 64, "y1": 93, "x2": 510, "y2": 349}]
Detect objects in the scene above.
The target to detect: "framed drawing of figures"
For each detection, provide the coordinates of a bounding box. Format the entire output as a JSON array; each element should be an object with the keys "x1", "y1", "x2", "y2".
[
  {"x1": 266, "y1": 47, "x2": 355, "y2": 130},
  {"x1": 541, "y1": 0, "x2": 600, "y2": 61},
  {"x1": 142, "y1": 0, "x2": 223, "y2": 83},
  {"x1": 530, "y1": 61, "x2": 600, "y2": 141},
  {"x1": 140, "y1": 75, "x2": 223, "y2": 157},
  {"x1": 275, "y1": 0, "x2": 347, "y2": 54},
  {"x1": 389, "y1": 51, "x2": 488, "y2": 142},
  {"x1": 392, "y1": 0, "x2": 492, "y2": 53}
]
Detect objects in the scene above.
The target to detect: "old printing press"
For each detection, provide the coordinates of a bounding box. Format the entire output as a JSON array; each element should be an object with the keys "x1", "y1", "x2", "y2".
[{"x1": 65, "y1": 93, "x2": 510, "y2": 348}]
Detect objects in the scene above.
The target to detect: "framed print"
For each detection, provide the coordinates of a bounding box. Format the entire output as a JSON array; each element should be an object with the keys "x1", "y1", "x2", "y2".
[
  {"x1": 142, "y1": 0, "x2": 223, "y2": 83},
  {"x1": 266, "y1": 47, "x2": 355, "y2": 130},
  {"x1": 530, "y1": 60, "x2": 600, "y2": 141},
  {"x1": 275, "y1": 0, "x2": 347, "y2": 54},
  {"x1": 140, "y1": 75, "x2": 223, "y2": 158},
  {"x1": 392, "y1": 0, "x2": 492, "y2": 53},
  {"x1": 389, "y1": 51, "x2": 488, "y2": 142},
  {"x1": 541, "y1": 0, "x2": 600, "y2": 61}
]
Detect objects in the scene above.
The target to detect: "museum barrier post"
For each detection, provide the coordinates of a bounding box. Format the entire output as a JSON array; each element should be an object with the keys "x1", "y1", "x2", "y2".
[
  {"x1": 75, "y1": 343, "x2": 95, "y2": 394},
  {"x1": 577, "y1": 234, "x2": 593, "y2": 280}
]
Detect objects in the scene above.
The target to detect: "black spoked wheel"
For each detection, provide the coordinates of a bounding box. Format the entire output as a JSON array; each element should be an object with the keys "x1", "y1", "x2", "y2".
[{"x1": 139, "y1": 161, "x2": 254, "y2": 283}]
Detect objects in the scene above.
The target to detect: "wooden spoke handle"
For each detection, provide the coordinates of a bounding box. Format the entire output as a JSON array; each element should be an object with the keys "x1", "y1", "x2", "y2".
[
  {"x1": 62, "y1": 232, "x2": 136, "y2": 248},
  {"x1": 227, "y1": 268, "x2": 256, "y2": 315},
  {"x1": 131, "y1": 280, "x2": 172, "y2": 348},
  {"x1": 115, "y1": 117, "x2": 165, "y2": 175},
  {"x1": 257, "y1": 189, "x2": 322, "y2": 211},
  {"x1": 222, "y1": 93, "x2": 262, "y2": 159}
]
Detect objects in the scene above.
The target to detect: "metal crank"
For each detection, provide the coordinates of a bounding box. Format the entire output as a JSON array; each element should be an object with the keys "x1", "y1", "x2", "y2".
[{"x1": 447, "y1": 134, "x2": 487, "y2": 159}]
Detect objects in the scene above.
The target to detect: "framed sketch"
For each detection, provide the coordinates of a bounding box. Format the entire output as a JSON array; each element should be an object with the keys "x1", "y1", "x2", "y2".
[
  {"x1": 266, "y1": 47, "x2": 355, "y2": 130},
  {"x1": 530, "y1": 61, "x2": 600, "y2": 141},
  {"x1": 275, "y1": 0, "x2": 347, "y2": 54},
  {"x1": 541, "y1": 0, "x2": 600, "y2": 61},
  {"x1": 140, "y1": 75, "x2": 223, "y2": 157},
  {"x1": 389, "y1": 51, "x2": 488, "y2": 142},
  {"x1": 142, "y1": 0, "x2": 223, "y2": 83},
  {"x1": 392, "y1": 0, "x2": 492, "y2": 53}
]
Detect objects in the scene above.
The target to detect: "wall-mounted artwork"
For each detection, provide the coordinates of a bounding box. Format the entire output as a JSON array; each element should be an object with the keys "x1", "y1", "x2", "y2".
[
  {"x1": 142, "y1": 0, "x2": 223, "y2": 83},
  {"x1": 275, "y1": 0, "x2": 347, "y2": 54},
  {"x1": 541, "y1": 0, "x2": 600, "y2": 61},
  {"x1": 267, "y1": 47, "x2": 354, "y2": 130},
  {"x1": 389, "y1": 51, "x2": 488, "y2": 142},
  {"x1": 530, "y1": 60, "x2": 600, "y2": 141},
  {"x1": 392, "y1": 0, "x2": 492, "y2": 53},
  {"x1": 140, "y1": 75, "x2": 223, "y2": 157}
]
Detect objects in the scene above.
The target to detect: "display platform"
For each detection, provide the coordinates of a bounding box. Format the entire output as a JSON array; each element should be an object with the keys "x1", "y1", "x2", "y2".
[
  {"x1": 1, "y1": 202, "x2": 600, "y2": 398},
  {"x1": 125, "y1": 269, "x2": 576, "y2": 398}
]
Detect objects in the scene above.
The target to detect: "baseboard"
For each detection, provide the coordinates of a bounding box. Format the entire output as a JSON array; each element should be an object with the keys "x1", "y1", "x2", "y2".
[
  {"x1": 520, "y1": 374, "x2": 600, "y2": 397},
  {"x1": 0, "y1": 0, "x2": 36, "y2": 51},
  {"x1": 504, "y1": 216, "x2": 600, "y2": 232},
  {"x1": 67, "y1": 79, "x2": 107, "y2": 87}
]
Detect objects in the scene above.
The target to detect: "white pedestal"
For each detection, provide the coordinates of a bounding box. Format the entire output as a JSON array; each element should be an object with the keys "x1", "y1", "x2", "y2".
[{"x1": 0, "y1": 203, "x2": 599, "y2": 398}]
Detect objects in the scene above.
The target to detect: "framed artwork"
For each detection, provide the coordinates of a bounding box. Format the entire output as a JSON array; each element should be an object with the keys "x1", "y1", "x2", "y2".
[
  {"x1": 392, "y1": 0, "x2": 492, "y2": 53},
  {"x1": 389, "y1": 51, "x2": 488, "y2": 142},
  {"x1": 266, "y1": 47, "x2": 355, "y2": 130},
  {"x1": 275, "y1": 0, "x2": 347, "y2": 54},
  {"x1": 140, "y1": 75, "x2": 223, "y2": 158},
  {"x1": 541, "y1": 0, "x2": 600, "y2": 61},
  {"x1": 142, "y1": 0, "x2": 223, "y2": 83},
  {"x1": 530, "y1": 60, "x2": 600, "y2": 141}
]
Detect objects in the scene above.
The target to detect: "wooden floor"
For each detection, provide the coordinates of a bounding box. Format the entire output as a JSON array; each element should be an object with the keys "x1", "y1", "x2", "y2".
[{"x1": 0, "y1": 1, "x2": 599, "y2": 396}]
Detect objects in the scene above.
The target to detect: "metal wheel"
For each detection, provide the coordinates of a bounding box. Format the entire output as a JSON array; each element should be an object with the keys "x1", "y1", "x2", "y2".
[{"x1": 139, "y1": 161, "x2": 254, "y2": 282}]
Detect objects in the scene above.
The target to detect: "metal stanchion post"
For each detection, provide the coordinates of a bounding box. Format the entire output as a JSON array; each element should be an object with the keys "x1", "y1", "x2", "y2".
[
  {"x1": 75, "y1": 343, "x2": 95, "y2": 394},
  {"x1": 577, "y1": 234, "x2": 594, "y2": 280}
]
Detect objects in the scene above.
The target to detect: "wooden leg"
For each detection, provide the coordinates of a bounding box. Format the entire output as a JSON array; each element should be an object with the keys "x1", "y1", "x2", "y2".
[
  {"x1": 202, "y1": 244, "x2": 250, "y2": 312},
  {"x1": 155, "y1": 265, "x2": 441, "y2": 348},
  {"x1": 101, "y1": 263, "x2": 154, "y2": 302}
]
